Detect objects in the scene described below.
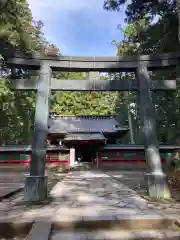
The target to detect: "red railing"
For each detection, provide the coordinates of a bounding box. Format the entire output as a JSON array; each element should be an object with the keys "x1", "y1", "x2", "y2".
[
  {"x1": 0, "y1": 152, "x2": 70, "y2": 166},
  {"x1": 98, "y1": 150, "x2": 168, "y2": 164}
]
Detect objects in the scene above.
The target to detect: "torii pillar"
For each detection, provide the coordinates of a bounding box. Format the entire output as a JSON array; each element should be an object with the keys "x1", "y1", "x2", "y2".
[
  {"x1": 24, "y1": 63, "x2": 52, "y2": 202},
  {"x1": 136, "y1": 62, "x2": 171, "y2": 199}
]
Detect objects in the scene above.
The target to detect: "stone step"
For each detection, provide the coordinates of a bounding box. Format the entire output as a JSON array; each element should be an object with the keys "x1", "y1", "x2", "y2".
[
  {"x1": 52, "y1": 215, "x2": 180, "y2": 231},
  {"x1": 1, "y1": 216, "x2": 179, "y2": 239},
  {"x1": 70, "y1": 164, "x2": 92, "y2": 171},
  {"x1": 51, "y1": 229, "x2": 180, "y2": 239}
]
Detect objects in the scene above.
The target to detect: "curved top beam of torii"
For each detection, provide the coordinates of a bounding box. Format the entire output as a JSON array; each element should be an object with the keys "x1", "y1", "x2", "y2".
[{"x1": 1, "y1": 38, "x2": 180, "y2": 72}]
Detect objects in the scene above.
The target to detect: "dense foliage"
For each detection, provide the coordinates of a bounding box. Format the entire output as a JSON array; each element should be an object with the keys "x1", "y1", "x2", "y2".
[
  {"x1": 104, "y1": 0, "x2": 180, "y2": 145},
  {"x1": 1, "y1": 0, "x2": 180, "y2": 146},
  {"x1": 0, "y1": 0, "x2": 120, "y2": 144}
]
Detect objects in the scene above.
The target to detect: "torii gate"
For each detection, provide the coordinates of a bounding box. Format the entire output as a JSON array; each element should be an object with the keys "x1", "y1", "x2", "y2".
[{"x1": 2, "y1": 44, "x2": 178, "y2": 202}]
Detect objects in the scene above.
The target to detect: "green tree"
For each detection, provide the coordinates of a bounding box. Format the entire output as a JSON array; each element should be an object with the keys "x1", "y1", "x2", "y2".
[
  {"x1": 52, "y1": 72, "x2": 118, "y2": 115},
  {"x1": 104, "y1": 0, "x2": 180, "y2": 144},
  {"x1": 0, "y1": 0, "x2": 51, "y2": 144}
]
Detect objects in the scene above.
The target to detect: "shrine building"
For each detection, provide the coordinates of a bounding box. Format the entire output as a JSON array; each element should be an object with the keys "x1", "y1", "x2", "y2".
[{"x1": 0, "y1": 114, "x2": 178, "y2": 170}]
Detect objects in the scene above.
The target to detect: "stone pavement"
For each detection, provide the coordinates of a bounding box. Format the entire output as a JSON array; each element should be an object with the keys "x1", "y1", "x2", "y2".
[
  {"x1": 0, "y1": 167, "x2": 25, "y2": 199},
  {"x1": 1, "y1": 170, "x2": 180, "y2": 239},
  {"x1": 106, "y1": 170, "x2": 180, "y2": 216},
  {"x1": 50, "y1": 170, "x2": 158, "y2": 218}
]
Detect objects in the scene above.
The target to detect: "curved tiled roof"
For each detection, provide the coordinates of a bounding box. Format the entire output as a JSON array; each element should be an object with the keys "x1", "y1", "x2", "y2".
[{"x1": 48, "y1": 115, "x2": 128, "y2": 134}]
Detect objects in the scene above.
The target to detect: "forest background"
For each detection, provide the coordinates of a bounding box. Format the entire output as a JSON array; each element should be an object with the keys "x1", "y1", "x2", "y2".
[{"x1": 0, "y1": 0, "x2": 179, "y2": 146}]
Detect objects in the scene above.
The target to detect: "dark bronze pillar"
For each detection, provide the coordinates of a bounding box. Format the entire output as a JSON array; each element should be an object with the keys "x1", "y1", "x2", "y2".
[
  {"x1": 24, "y1": 62, "x2": 52, "y2": 202},
  {"x1": 136, "y1": 62, "x2": 171, "y2": 199}
]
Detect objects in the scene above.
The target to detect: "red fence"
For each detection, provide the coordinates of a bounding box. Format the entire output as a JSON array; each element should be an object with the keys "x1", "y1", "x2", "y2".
[
  {"x1": 98, "y1": 150, "x2": 169, "y2": 164},
  {"x1": 0, "y1": 148, "x2": 173, "y2": 167},
  {"x1": 0, "y1": 151, "x2": 70, "y2": 167}
]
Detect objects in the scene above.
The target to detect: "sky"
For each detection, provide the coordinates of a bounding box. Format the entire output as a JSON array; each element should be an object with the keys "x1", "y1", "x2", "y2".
[{"x1": 27, "y1": 0, "x2": 126, "y2": 56}]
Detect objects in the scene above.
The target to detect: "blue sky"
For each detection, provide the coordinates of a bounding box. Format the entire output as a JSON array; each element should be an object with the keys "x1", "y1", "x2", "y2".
[{"x1": 28, "y1": 0, "x2": 126, "y2": 56}]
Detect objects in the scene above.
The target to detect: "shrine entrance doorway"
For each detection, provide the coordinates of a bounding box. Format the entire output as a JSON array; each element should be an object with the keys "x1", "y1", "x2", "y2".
[{"x1": 65, "y1": 140, "x2": 104, "y2": 164}]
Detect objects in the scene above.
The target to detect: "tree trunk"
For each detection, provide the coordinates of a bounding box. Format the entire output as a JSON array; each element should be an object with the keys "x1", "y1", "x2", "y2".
[{"x1": 177, "y1": 0, "x2": 180, "y2": 43}]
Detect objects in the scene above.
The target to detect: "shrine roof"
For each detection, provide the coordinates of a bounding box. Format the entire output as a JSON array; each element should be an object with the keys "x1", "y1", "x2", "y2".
[
  {"x1": 63, "y1": 133, "x2": 106, "y2": 141},
  {"x1": 48, "y1": 115, "x2": 128, "y2": 134}
]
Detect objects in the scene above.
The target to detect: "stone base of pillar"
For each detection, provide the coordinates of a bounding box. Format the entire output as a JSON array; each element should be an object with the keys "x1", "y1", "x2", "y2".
[
  {"x1": 24, "y1": 175, "x2": 48, "y2": 202},
  {"x1": 145, "y1": 172, "x2": 171, "y2": 199}
]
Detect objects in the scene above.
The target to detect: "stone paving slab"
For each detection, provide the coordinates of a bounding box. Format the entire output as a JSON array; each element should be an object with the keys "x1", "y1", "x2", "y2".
[
  {"x1": 0, "y1": 170, "x2": 66, "y2": 223},
  {"x1": 0, "y1": 166, "x2": 64, "y2": 202},
  {"x1": 50, "y1": 170, "x2": 160, "y2": 220},
  {"x1": 1, "y1": 171, "x2": 178, "y2": 221},
  {"x1": 0, "y1": 169, "x2": 169, "y2": 223},
  {"x1": 51, "y1": 230, "x2": 137, "y2": 240},
  {"x1": 1, "y1": 170, "x2": 180, "y2": 239},
  {"x1": 106, "y1": 170, "x2": 180, "y2": 216},
  {"x1": 0, "y1": 184, "x2": 24, "y2": 198},
  {"x1": 0, "y1": 169, "x2": 179, "y2": 223},
  {"x1": 0, "y1": 170, "x2": 155, "y2": 222},
  {"x1": 27, "y1": 221, "x2": 51, "y2": 240},
  {"x1": 51, "y1": 229, "x2": 180, "y2": 239},
  {"x1": 0, "y1": 168, "x2": 26, "y2": 199}
]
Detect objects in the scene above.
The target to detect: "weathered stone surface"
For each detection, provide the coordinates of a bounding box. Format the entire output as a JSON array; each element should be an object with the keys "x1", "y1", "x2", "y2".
[
  {"x1": 145, "y1": 172, "x2": 171, "y2": 199},
  {"x1": 86, "y1": 230, "x2": 137, "y2": 240},
  {"x1": 24, "y1": 175, "x2": 48, "y2": 202},
  {"x1": 83, "y1": 214, "x2": 116, "y2": 221},
  {"x1": 133, "y1": 230, "x2": 165, "y2": 239},
  {"x1": 51, "y1": 230, "x2": 138, "y2": 240},
  {"x1": 106, "y1": 170, "x2": 180, "y2": 216},
  {"x1": 51, "y1": 232, "x2": 87, "y2": 240},
  {"x1": 51, "y1": 229, "x2": 180, "y2": 240},
  {"x1": 27, "y1": 221, "x2": 52, "y2": 240},
  {"x1": 2, "y1": 169, "x2": 180, "y2": 228},
  {"x1": 163, "y1": 230, "x2": 180, "y2": 239},
  {"x1": 49, "y1": 170, "x2": 160, "y2": 219},
  {"x1": 0, "y1": 184, "x2": 23, "y2": 199}
]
